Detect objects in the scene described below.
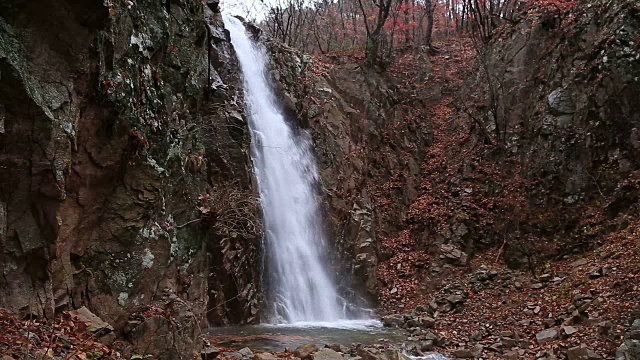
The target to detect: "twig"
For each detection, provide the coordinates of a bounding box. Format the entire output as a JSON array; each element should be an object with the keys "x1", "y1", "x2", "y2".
[{"x1": 175, "y1": 218, "x2": 203, "y2": 229}]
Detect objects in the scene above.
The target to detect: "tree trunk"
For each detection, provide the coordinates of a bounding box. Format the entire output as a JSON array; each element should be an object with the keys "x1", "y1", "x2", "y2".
[{"x1": 425, "y1": 0, "x2": 434, "y2": 49}]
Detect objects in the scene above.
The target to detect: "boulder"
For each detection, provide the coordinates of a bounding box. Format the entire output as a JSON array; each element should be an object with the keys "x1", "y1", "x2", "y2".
[
  {"x1": 294, "y1": 344, "x2": 319, "y2": 359},
  {"x1": 382, "y1": 314, "x2": 405, "y2": 328}
]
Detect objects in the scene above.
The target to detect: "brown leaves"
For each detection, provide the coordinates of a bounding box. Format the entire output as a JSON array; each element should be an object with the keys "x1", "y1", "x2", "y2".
[{"x1": 0, "y1": 310, "x2": 122, "y2": 359}]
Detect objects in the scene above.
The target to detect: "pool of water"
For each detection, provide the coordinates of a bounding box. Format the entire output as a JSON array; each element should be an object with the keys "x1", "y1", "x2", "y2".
[{"x1": 204, "y1": 320, "x2": 405, "y2": 352}]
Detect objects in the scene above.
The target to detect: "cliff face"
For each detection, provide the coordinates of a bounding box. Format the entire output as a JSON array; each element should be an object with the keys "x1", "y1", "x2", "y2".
[
  {"x1": 477, "y1": 0, "x2": 640, "y2": 263},
  {"x1": 0, "y1": 0, "x2": 261, "y2": 356}
]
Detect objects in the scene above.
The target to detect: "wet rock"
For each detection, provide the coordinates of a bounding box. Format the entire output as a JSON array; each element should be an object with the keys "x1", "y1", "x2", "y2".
[
  {"x1": 536, "y1": 328, "x2": 559, "y2": 344},
  {"x1": 382, "y1": 314, "x2": 405, "y2": 328},
  {"x1": 313, "y1": 348, "x2": 345, "y2": 360},
  {"x1": 294, "y1": 344, "x2": 320, "y2": 359},
  {"x1": 566, "y1": 345, "x2": 603, "y2": 360}
]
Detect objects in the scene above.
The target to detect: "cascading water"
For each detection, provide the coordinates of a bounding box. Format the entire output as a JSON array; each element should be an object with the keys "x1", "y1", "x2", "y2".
[{"x1": 223, "y1": 15, "x2": 346, "y2": 323}]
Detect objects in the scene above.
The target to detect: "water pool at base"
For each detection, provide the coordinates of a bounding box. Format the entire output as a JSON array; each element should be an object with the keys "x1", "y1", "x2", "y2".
[
  {"x1": 205, "y1": 320, "x2": 402, "y2": 352},
  {"x1": 204, "y1": 320, "x2": 448, "y2": 360}
]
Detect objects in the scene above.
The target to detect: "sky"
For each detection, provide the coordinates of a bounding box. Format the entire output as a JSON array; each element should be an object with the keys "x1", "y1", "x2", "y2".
[{"x1": 221, "y1": 0, "x2": 274, "y2": 22}]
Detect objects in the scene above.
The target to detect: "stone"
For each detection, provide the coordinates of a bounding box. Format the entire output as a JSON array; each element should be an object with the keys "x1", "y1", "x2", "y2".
[
  {"x1": 420, "y1": 340, "x2": 435, "y2": 351},
  {"x1": 588, "y1": 267, "x2": 606, "y2": 279},
  {"x1": 566, "y1": 346, "x2": 603, "y2": 360},
  {"x1": 562, "y1": 326, "x2": 579, "y2": 337},
  {"x1": 536, "y1": 328, "x2": 559, "y2": 344},
  {"x1": 440, "y1": 244, "x2": 468, "y2": 266},
  {"x1": 446, "y1": 294, "x2": 466, "y2": 305},
  {"x1": 294, "y1": 344, "x2": 319, "y2": 359},
  {"x1": 312, "y1": 348, "x2": 344, "y2": 360},
  {"x1": 418, "y1": 316, "x2": 436, "y2": 328},
  {"x1": 504, "y1": 351, "x2": 519, "y2": 360},
  {"x1": 356, "y1": 347, "x2": 385, "y2": 360},
  {"x1": 68, "y1": 306, "x2": 114, "y2": 332},
  {"x1": 254, "y1": 353, "x2": 278, "y2": 360},
  {"x1": 571, "y1": 258, "x2": 589, "y2": 268},
  {"x1": 239, "y1": 348, "x2": 254, "y2": 359},
  {"x1": 422, "y1": 332, "x2": 440, "y2": 346},
  {"x1": 202, "y1": 347, "x2": 222, "y2": 360},
  {"x1": 325, "y1": 344, "x2": 349, "y2": 353},
  {"x1": 616, "y1": 339, "x2": 640, "y2": 360},
  {"x1": 224, "y1": 352, "x2": 243, "y2": 359},
  {"x1": 450, "y1": 349, "x2": 475, "y2": 358},
  {"x1": 548, "y1": 88, "x2": 576, "y2": 115},
  {"x1": 382, "y1": 314, "x2": 405, "y2": 328},
  {"x1": 451, "y1": 345, "x2": 482, "y2": 358}
]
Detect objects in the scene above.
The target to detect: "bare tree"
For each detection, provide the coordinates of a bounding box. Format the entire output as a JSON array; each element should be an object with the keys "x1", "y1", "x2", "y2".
[{"x1": 356, "y1": 0, "x2": 395, "y2": 67}]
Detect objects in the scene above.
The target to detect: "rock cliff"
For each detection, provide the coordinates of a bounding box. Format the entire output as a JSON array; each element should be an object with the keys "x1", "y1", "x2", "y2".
[{"x1": 0, "y1": 0, "x2": 262, "y2": 357}]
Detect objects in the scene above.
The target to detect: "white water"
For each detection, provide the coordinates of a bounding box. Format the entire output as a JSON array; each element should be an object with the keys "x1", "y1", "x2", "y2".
[{"x1": 223, "y1": 15, "x2": 349, "y2": 323}]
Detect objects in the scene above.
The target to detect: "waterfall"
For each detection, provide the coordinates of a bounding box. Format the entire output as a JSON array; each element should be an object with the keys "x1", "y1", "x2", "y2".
[{"x1": 223, "y1": 15, "x2": 346, "y2": 323}]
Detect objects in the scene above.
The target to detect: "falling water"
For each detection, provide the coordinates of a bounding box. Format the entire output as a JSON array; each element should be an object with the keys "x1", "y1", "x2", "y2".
[{"x1": 223, "y1": 15, "x2": 346, "y2": 323}]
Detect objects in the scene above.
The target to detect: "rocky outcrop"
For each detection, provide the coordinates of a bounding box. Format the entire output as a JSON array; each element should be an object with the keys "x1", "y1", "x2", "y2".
[
  {"x1": 479, "y1": 0, "x2": 640, "y2": 262},
  {"x1": 0, "y1": 0, "x2": 261, "y2": 356},
  {"x1": 617, "y1": 319, "x2": 640, "y2": 360},
  {"x1": 261, "y1": 39, "x2": 430, "y2": 306}
]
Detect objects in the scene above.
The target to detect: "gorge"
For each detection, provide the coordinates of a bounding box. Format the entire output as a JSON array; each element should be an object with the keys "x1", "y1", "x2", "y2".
[{"x1": 0, "y1": 0, "x2": 639, "y2": 359}]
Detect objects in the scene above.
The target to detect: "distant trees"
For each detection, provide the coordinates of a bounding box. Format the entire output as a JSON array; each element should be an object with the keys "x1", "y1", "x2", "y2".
[
  {"x1": 355, "y1": 0, "x2": 394, "y2": 65},
  {"x1": 256, "y1": 0, "x2": 568, "y2": 68}
]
